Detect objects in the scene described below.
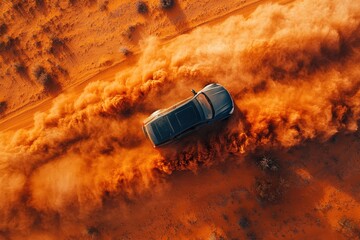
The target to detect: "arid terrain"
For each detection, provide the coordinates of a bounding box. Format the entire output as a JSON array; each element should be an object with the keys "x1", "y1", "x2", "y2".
[{"x1": 0, "y1": 0, "x2": 359, "y2": 239}]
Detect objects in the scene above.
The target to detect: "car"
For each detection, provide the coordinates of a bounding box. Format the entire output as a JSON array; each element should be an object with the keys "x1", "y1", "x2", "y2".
[{"x1": 142, "y1": 83, "x2": 234, "y2": 147}]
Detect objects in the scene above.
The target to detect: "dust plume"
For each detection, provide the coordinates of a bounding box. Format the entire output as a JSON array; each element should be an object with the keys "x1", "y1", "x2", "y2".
[{"x1": 0, "y1": 0, "x2": 359, "y2": 238}]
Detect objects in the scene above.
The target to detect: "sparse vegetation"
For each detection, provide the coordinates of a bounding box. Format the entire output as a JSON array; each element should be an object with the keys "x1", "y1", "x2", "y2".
[
  {"x1": 258, "y1": 156, "x2": 279, "y2": 172},
  {"x1": 256, "y1": 179, "x2": 278, "y2": 203},
  {"x1": 255, "y1": 177, "x2": 288, "y2": 203},
  {"x1": 124, "y1": 25, "x2": 136, "y2": 39},
  {"x1": 38, "y1": 72, "x2": 53, "y2": 87},
  {"x1": 120, "y1": 47, "x2": 132, "y2": 56},
  {"x1": 12, "y1": 2, "x2": 24, "y2": 14},
  {"x1": 35, "y1": 41, "x2": 42, "y2": 48},
  {"x1": 56, "y1": 64, "x2": 69, "y2": 76},
  {"x1": 160, "y1": 0, "x2": 174, "y2": 9},
  {"x1": 51, "y1": 37, "x2": 64, "y2": 46},
  {"x1": 0, "y1": 101, "x2": 7, "y2": 114},
  {"x1": 84, "y1": 0, "x2": 97, "y2": 7},
  {"x1": 247, "y1": 232, "x2": 257, "y2": 240},
  {"x1": 87, "y1": 226, "x2": 100, "y2": 236},
  {"x1": 0, "y1": 41, "x2": 6, "y2": 52},
  {"x1": 36, "y1": 0, "x2": 45, "y2": 8},
  {"x1": 338, "y1": 217, "x2": 360, "y2": 239},
  {"x1": 33, "y1": 65, "x2": 46, "y2": 79},
  {"x1": 239, "y1": 216, "x2": 250, "y2": 229},
  {"x1": 137, "y1": 1, "x2": 148, "y2": 14},
  {"x1": 0, "y1": 23, "x2": 7, "y2": 36},
  {"x1": 14, "y1": 62, "x2": 27, "y2": 74},
  {"x1": 99, "y1": 0, "x2": 109, "y2": 11},
  {"x1": 32, "y1": 65, "x2": 59, "y2": 92},
  {"x1": 0, "y1": 37, "x2": 16, "y2": 53},
  {"x1": 48, "y1": 37, "x2": 66, "y2": 55}
]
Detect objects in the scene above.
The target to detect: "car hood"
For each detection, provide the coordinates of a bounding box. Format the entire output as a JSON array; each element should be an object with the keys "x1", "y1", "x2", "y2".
[{"x1": 203, "y1": 85, "x2": 233, "y2": 116}]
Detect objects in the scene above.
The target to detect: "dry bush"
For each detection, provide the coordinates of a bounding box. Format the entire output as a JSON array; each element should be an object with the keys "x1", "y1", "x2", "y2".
[
  {"x1": 160, "y1": 0, "x2": 174, "y2": 9},
  {"x1": 87, "y1": 226, "x2": 100, "y2": 237},
  {"x1": 12, "y1": 1, "x2": 24, "y2": 13},
  {"x1": 0, "y1": 101, "x2": 7, "y2": 114},
  {"x1": 247, "y1": 232, "x2": 257, "y2": 240},
  {"x1": 33, "y1": 65, "x2": 46, "y2": 79},
  {"x1": 255, "y1": 179, "x2": 278, "y2": 203},
  {"x1": 38, "y1": 72, "x2": 53, "y2": 86},
  {"x1": 6, "y1": 37, "x2": 16, "y2": 48},
  {"x1": 0, "y1": 37, "x2": 16, "y2": 53},
  {"x1": 48, "y1": 37, "x2": 72, "y2": 58},
  {"x1": 239, "y1": 216, "x2": 250, "y2": 229},
  {"x1": 55, "y1": 64, "x2": 69, "y2": 76},
  {"x1": 0, "y1": 41, "x2": 6, "y2": 52},
  {"x1": 14, "y1": 62, "x2": 27, "y2": 74},
  {"x1": 33, "y1": 65, "x2": 51, "y2": 87},
  {"x1": 255, "y1": 177, "x2": 288, "y2": 204},
  {"x1": 120, "y1": 47, "x2": 132, "y2": 56},
  {"x1": 0, "y1": 23, "x2": 7, "y2": 36},
  {"x1": 249, "y1": 151, "x2": 280, "y2": 172},
  {"x1": 99, "y1": 0, "x2": 109, "y2": 11},
  {"x1": 49, "y1": 37, "x2": 65, "y2": 54},
  {"x1": 84, "y1": 0, "x2": 97, "y2": 7},
  {"x1": 35, "y1": 0, "x2": 45, "y2": 8},
  {"x1": 137, "y1": 1, "x2": 148, "y2": 14},
  {"x1": 32, "y1": 65, "x2": 61, "y2": 93},
  {"x1": 51, "y1": 37, "x2": 64, "y2": 46},
  {"x1": 124, "y1": 25, "x2": 136, "y2": 39},
  {"x1": 258, "y1": 156, "x2": 279, "y2": 172},
  {"x1": 338, "y1": 217, "x2": 360, "y2": 239}
]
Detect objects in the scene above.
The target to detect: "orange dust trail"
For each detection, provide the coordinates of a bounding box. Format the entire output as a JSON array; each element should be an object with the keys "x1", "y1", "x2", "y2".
[{"x1": 0, "y1": 0, "x2": 359, "y2": 238}]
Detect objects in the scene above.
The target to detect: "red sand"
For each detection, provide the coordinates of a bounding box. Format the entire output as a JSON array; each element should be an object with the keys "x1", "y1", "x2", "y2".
[{"x1": 0, "y1": 0, "x2": 359, "y2": 239}]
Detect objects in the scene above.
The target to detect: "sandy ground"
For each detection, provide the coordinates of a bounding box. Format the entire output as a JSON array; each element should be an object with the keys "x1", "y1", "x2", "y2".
[
  {"x1": 0, "y1": 0, "x2": 282, "y2": 119},
  {"x1": 0, "y1": 0, "x2": 360, "y2": 239},
  {"x1": 0, "y1": 0, "x2": 293, "y2": 131}
]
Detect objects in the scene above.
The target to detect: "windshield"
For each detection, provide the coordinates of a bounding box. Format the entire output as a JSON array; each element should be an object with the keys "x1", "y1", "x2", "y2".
[{"x1": 195, "y1": 93, "x2": 213, "y2": 119}]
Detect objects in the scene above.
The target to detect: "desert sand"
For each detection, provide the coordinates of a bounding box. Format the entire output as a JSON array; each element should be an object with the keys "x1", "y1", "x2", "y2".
[{"x1": 0, "y1": 0, "x2": 359, "y2": 239}]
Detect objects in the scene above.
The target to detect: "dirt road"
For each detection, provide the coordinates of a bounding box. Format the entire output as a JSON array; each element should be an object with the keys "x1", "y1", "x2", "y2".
[{"x1": 0, "y1": 0, "x2": 294, "y2": 132}]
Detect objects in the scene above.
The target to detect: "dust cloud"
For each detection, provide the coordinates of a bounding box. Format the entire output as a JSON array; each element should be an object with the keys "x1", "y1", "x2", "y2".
[{"x1": 0, "y1": 0, "x2": 359, "y2": 238}]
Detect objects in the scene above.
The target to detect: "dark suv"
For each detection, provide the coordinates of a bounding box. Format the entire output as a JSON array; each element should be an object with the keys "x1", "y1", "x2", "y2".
[{"x1": 143, "y1": 83, "x2": 234, "y2": 147}]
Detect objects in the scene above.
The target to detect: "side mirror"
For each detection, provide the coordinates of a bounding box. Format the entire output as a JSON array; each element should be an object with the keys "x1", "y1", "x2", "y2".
[{"x1": 191, "y1": 89, "x2": 197, "y2": 95}]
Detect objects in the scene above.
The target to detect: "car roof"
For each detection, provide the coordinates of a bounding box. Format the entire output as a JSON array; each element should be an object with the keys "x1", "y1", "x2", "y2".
[{"x1": 149, "y1": 100, "x2": 202, "y2": 143}]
